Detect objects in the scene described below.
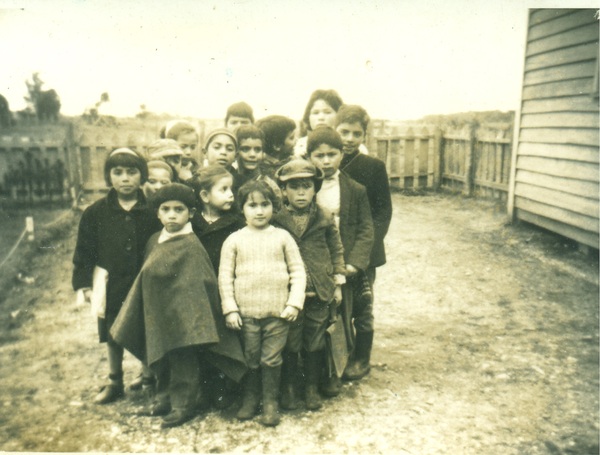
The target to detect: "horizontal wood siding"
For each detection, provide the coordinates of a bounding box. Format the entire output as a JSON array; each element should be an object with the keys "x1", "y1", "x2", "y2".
[{"x1": 512, "y1": 8, "x2": 600, "y2": 248}]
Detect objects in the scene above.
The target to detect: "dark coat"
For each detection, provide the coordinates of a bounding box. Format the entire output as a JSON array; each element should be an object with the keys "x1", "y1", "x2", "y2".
[
  {"x1": 340, "y1": 151, "x2": 392, "y2": 268},
  {"x1": 191, "y1": 212, "x2": 245, "y2": 272},
  {"x1": 272, "y1": 203, "x2": 345, "y2": 303},
  {"x1": 110, "y1": 232, "x2": 247, "y2": 381},
  {"x1": 338, "y1": 172, "x2": 374, "y2": 272},
  {"x1": 336, "y1": 172, "x2": 375, "y2": 355},
  {"x1": 71, "y1": 189, "x2": 161, "y2": 341}
]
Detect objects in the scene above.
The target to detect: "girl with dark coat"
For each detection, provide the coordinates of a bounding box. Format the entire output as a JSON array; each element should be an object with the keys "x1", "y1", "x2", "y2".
[{"x1": 72, "y1": 148, "x2": 161, "y2": 405}]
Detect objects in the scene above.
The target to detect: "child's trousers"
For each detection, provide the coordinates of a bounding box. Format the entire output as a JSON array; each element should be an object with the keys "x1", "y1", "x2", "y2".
[
  {"x1": 241, "y1": 317, "x2": 289, "y2": 369},
  {"x1": 285, "y1": 297, "x2": 330, "y2": 353},
  {"x1": 153, "y1": 347, "x2": 199, "y2": 413}
]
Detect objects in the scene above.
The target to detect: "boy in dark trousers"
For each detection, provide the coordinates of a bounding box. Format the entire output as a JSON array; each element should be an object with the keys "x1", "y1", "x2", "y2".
[
  {"x1": 272, "y1": 159, "x2": 346, "y2": 411},
  {"x1": 307, "y1": 126, "x2": 374, "y2": 394},
  {"x1": 111, "y1": 183, "x2": 246, "y2": 428},
  {"x1": 336, "y1": 105, "x2": 393, "y2": 380}
]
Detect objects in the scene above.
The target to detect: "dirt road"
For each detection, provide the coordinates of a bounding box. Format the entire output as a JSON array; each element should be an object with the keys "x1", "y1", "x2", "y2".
[{"x1": 0, "y1": 193, "x2": 598, "y2": 454}]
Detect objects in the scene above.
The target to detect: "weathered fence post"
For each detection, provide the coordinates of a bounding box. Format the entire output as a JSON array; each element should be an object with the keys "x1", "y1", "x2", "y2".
[
  {"x1": 434, "y1": 128, "x2": 444, "y2": 190},
  {"x1": 463, "y1": 125, "x2": 476, "y2": 196}
]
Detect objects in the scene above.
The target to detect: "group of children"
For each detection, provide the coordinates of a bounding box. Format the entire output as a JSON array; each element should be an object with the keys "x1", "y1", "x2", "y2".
[{"x1": 72, "y1": 89, "x2": 393, "y2": 429}]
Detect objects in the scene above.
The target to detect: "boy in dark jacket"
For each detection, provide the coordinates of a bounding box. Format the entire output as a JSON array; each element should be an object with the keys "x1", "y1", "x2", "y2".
[
  {"x1": 337, "y1": 105, "x2": 392, "y2": 380},
  {"x1": 273, "y1": 159, "x2": 346, "y2": 411},
  {"x1": 307, "y1": 127, "x2": 374, "y2": 394}
]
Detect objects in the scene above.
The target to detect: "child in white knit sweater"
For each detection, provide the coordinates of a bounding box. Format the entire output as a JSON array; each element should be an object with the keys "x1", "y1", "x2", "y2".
[{"x1": 219, "y1": 179, "x2": 306, "y2": 426}]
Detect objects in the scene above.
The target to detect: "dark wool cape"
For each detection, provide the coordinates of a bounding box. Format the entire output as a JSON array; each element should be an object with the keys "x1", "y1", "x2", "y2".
[{"x1": 110, "y1": 232, "x2": 247, "y2": 381}]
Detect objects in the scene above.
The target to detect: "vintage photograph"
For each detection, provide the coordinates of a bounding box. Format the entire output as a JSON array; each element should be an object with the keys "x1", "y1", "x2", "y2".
[{"x1": 0, "y1": 1, "x2": 598, "y2": 453}]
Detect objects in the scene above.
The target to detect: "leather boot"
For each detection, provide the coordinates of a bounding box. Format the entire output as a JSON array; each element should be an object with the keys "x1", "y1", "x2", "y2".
[
  {"x1": 260, "y1": 365, "x2": 281, "y2": 427},
  {"x1": 236, "y1": 369, "x2": 260, "y2": 420},
  {"x1": 280, "y1": 351, "x2": 299, "y2": 410},
  {"x1": 94, "y1": 372, "x2": 124, "y2": 404},
  {"x1": 304, "y1": 351, "x2": 323, "y2": 411},
  {"x1": 321, "y1": 374, "x2": 342, "y2": 397},
  {"x1": 343, "y1": 331, "x2": 374, "y2": 380}
]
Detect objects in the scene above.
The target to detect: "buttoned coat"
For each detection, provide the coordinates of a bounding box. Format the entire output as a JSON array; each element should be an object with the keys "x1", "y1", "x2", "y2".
[
  {"x1": 340, "y1": 152, "x2": 392, "y2": 268},
  {"x1": 72, "y1": 189, "x2": 162, "y2": 342},
  {"x1": 192, "y1": 212, "x2": 245, "y2": 272},
  {"x1": 338, "y1": 171, "x2": 374, "y2": 271},
  {"x1": 273, "y1": 204, "x2": 346, "y2": 303}
]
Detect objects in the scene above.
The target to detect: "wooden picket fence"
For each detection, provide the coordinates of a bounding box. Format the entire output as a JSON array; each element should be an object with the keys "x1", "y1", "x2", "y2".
[
  {"x1": 0, "y1": 121, "x2": 513, "y2": 206},
  {"x1": 372, "y1": 125, "x2": 513, "y2": 201}
]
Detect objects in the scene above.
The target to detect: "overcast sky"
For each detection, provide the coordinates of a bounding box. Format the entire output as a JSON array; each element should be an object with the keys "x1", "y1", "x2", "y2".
[{"x1": 0, "y1": 0, "x2": 597, "y2": 121}]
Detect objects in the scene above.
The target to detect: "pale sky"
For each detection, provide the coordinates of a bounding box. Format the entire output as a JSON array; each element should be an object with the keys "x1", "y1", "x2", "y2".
[{"x1": 0, "y1": 0, "x2": 597, "y2": 121}]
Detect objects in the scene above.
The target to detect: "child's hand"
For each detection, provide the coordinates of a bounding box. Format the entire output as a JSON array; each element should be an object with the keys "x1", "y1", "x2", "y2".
[
  {"x1": 82, "y1": 289, "x2": 92, "y2": 305},
  {"x1": 333, "y1": 285, "x2": 342, "y2": 307},
  {"x1": 345, "y1": 264, "x2": 358, "y2": 277},
  {"x1": 280, "y1": 305, "x2": 299, "y2": 322},
  {"x1": 225, "y1": 312, "x2": 243, "y2": 330}
]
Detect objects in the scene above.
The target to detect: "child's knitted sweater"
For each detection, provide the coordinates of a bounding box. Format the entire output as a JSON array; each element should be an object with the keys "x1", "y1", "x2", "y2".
[{"x1": 219, "y1": 225, "x2": 306, "y2": 319}]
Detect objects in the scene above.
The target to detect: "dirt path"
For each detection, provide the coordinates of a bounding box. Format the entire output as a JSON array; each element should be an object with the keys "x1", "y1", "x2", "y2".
[{"x1": 0, "y1": 193, "x2": 598, "y2": 454}]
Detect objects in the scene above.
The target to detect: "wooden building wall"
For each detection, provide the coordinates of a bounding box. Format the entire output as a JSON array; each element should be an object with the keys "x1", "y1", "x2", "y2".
[{"x1": 509, "y1": 9, "x2": 599, "y2": 248}]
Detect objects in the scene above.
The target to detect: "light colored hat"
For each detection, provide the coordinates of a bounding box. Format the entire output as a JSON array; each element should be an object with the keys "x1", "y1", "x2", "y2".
[
  {"x1": 147, "y1": 160, "x2": 174, "y2": 179},
  {"x1": 147, "y1": 139, "x2": 183, "y2": 159},
  {"x1": 203, "y1": 128, "x2": 238, "y2": 150}
]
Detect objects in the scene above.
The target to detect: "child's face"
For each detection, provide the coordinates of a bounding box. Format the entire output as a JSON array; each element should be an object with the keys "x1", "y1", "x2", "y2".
[
  {"x1": 143, "y1": 167, "x2": 172, "y2": 198},
  {"x1": 238, "y1": 138, "x2": 264, "y2": 172},
  {"x1": 283, "y1": 178, "x2": 315, "y2": 211},
  {"x1": 177, "y1": 132, "x2": 198, "y2": 159},
  {"x1": 226, "y1": 116, "x2": 252, "y2": 131},
  {"x1": 110, "y1": 166, "x2": 142, "y2": 197},
  {"x1": 157, "y1": 200, "x2": 192, "y2": 233},
  {"x1": 206, "y1": 134, "x2": 237, "y2": 167},
  {"x1": 242, "y1": 191, "x2": 273, "y2": 229},
  {"x1": 336, "y1": 122, "x2": 365, "y2": 154},
  {"x1": 281, "y1": 129, "x2": 297, "y2": 157},
  {"x1": 309, "y1": 144, "x2": 343, "y2": 179},
  {"x1": 200, "y1": 175, "x2": 234, "y2": 214},
  {"x1": 309, "y1": 99, "x2": 337, "y2": 130}
]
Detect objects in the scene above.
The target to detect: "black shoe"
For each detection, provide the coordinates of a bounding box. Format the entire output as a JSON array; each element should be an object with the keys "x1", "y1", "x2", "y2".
[
  {"x1": 321, "y1": 375, "x2": 342, "y2": 397},
  {"x1": 93, "y1": 384, "x2": 124, "y2": 404},
  {"x1": 161, "y1": 410, "x2": 195, "y2": 428},
  {"x1": 151, "y1": 397, "x2": 172, "y2": 416}
]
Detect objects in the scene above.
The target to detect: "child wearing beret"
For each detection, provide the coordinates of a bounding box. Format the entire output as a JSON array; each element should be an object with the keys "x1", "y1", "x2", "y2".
[{"x1": 111, "y1": 183, "x2": 246, "y2": 428}]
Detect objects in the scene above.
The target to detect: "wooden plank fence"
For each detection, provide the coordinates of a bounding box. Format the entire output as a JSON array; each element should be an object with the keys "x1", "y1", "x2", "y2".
[
  {"x1": 1, "y1": 121, "x2": 513, "y2": 205},
  {"x1": 374, "y1": 125, "x2": 513, "y2": 201}
]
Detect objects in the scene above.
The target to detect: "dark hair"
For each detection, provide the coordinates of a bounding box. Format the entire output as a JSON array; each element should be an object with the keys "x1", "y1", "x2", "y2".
[
  {"x1": 225, "y1": 101, "x2": 254, "y2": 125},
  {"x1": 237, "y1": 179, "x2": 279, "y2": 213},
  {"x1": 164, "y1": 120, "x2": 197, "y2": 140},
  {"x1": 104, "y1": 148, "x2": 148, "y2": 187},
  {"x1": 236, "y1": 124, "x2": 265, "y2": 145},
  {"x1": 255, "y1": 115, "x2": 296, "y2": 157},
  {"x1": 187, "y1": 164, "x2": 233, "y2": 205},
  {"x1": 335, "y1": 104, "x2": 370, "y2": 132},
  {"x1": 301, "y1": 89, "x2": 344, "y2": 132},
  {"x1": 306, "y1": 126, "x2": 344, "y2": 156}
]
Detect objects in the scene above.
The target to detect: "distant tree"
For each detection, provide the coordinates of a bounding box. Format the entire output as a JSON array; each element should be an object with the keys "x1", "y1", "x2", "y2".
[
  {"x1": 0, "y1": 94, "x2": 13, "y2": 128},
  {"x1": 24, "y1": 72, "x2": 61, "y2": 123}
]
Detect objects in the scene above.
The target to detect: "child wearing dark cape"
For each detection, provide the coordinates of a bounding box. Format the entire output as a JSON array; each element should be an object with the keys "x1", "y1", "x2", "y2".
[{"x1": 111, "y1": 183, "x2": 246, "y2": 428}]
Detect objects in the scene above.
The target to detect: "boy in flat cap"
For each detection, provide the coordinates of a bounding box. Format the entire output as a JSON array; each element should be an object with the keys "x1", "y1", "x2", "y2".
[
  {"x1": 273, "y1": 159, "x2": 346, "y2": 411},
  {"x1": 111, "y1": 183, "x2": 246, "y2": 428}
]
